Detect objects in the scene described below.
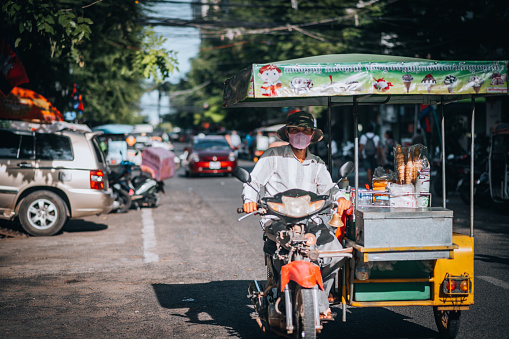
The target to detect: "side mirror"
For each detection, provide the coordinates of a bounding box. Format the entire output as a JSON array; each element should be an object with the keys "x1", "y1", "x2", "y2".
[
  {"x1": 338, "y1": 161, "x2": 354, "y2": 180},
  {"x1": 233, "y1": 166, "x2": 251, "y2": 183}
]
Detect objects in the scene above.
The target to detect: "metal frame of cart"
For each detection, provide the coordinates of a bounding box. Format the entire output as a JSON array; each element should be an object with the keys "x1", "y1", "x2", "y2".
[{"x1": 223, "y1": 54, "x2": 508, "y2": 338}]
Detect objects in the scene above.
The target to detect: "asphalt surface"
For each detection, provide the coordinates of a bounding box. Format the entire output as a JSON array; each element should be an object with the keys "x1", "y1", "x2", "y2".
[{"x1": 1, "y1": 153, "x2": 508, "y2": 338}]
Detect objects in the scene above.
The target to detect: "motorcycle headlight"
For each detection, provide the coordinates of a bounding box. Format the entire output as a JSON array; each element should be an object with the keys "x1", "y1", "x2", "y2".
[
  {"x1": 228, "y1": 152, "x2": 236, "y2": 161},
  {"x1": 267, "y1": 195, "x2": 325, "y2": 218}
]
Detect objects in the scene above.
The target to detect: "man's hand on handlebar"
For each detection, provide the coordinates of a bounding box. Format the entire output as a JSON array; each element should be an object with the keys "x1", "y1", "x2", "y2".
[
  {"x1": 243, "y1": 201, "x2": 258, "y2": 213},
  {"x1": 336, "y1": 197, "x2": 351, "y2": 214}
]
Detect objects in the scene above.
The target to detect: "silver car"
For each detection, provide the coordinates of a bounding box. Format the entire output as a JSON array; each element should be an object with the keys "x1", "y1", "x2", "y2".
[{"x1": 0, "y1": 128, "x2": 115, "y2": 236}]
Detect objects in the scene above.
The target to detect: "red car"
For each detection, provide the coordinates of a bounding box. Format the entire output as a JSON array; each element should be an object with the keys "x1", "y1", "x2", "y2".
[{"x1": 184, "y1": 135, "x2": 237, "y2": 177}]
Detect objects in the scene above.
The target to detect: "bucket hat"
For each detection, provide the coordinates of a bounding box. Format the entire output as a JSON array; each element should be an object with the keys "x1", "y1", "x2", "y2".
[{"x1": 276, "y1": 111, "x2": 324, "y2": 143}]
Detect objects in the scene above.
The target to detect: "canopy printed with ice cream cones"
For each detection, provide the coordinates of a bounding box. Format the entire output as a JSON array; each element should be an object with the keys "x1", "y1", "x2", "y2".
[
  {"x1": 0, "y1": 87, "x2": 63, "y2": 123},
  {"x1": 223, "y1": 54, "x2": 508, "y2": 108}
]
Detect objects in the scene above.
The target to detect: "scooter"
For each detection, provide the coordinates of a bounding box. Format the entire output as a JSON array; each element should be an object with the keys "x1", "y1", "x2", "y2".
[
  {"x1": 431, "y1": 153, "x2": 469, "y2": 196},
  {"x1": 459, "y1": 171, "x2": 491, "y2": 206},
  {"x1": 129, "y1": 170, "x2": 165, "y2": 209},
  {"x1": 455, "y1": 147, "x2": 489, "y2": 205},
  {"x1": 233, "y1": 161, "x2": 354, "y2": 339},
  {"x1": 108, "y1": 162, "x2": 132, "y2": 213},
  {"x1": 112, "y1": 161, "x2": 164, "y2": 210}
]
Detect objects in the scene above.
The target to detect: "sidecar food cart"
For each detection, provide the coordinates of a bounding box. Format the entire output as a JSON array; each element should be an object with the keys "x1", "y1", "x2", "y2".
[{"x1": 224, "y1": 54, "x2": 509, "y2": 338}]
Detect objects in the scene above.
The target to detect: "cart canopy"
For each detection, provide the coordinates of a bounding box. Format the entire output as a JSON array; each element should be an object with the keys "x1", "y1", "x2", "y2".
[{"x1": 223, "y1": 54, "x2": 508, "y2": 108}]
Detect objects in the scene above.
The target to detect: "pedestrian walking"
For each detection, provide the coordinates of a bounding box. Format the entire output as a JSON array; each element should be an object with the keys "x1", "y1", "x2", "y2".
[
  {"x1": 383, "y1": 130, "x2": 395, "y2": 172},
  {"x1": 359, "y1": 123, "x2": 381, "y2": 185}
]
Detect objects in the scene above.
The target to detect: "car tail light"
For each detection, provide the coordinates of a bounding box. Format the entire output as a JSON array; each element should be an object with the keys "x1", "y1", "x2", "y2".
[
  {"x1": 90, "y1": 170, "x2": 104, "y2": 190},
  {"x1": 442, "y1": 273, "x2": 471, "y2": 294}
]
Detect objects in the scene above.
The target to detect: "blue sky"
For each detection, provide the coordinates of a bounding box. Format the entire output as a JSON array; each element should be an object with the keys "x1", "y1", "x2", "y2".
[{"x1": 140, "y1": 1, "x2": 201, "y2": 124}]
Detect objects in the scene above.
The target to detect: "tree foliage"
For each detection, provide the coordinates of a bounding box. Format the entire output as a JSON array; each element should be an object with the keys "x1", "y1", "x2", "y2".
[
  {"x1": 363, "y1": 0, "x2": 509, "y2": 60},
  {"x1": 165, "y1": 0, "x2": 508, "y2": 133},
  {"x1": 165, "y1": 0, "x2": 361, "y2": 132},
  {"x1": 1, "y1": 0, "x2": 178, "y2": 124}
]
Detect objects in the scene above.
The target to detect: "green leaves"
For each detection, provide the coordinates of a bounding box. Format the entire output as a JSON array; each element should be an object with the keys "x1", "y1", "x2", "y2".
[
  {"x1": 3, "y1": 1, "x2": 92, "y2": 64},
  {"x1": 134, "y1": 28, "x2": 179, "y2": 84},
  {"x1": 2, "y1": 0, "x2": 179, "y2": 124}
]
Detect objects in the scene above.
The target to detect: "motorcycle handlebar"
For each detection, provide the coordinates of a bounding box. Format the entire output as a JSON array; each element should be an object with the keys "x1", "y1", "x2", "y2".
[{"x1": 238, "y1": 199, "x2": 337, "y2": 215}]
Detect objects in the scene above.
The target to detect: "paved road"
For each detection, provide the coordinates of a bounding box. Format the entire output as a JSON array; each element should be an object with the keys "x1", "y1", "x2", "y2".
[{"x1": 1, "y1": 157, "x2": 508, "y2": 338}]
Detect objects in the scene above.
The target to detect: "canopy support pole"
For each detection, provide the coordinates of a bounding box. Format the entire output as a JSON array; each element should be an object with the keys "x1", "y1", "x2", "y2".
[
  {"x1": 353, "y1": 96, "x2": 359, "y2": 210},
  {"x1": 470, "y1": 97, "x2": 475, "y2": 237},
  {"x1": 327, "y1": 97, "x2": 332, "y2": 172},
  {"x1": 441, "y1": 101, "x2": 446, "y2": 208}
]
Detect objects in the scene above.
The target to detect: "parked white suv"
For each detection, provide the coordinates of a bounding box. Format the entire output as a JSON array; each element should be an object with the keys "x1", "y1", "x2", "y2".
[{"x1": 0, "y1": 128, "x2": 115, "y2": 236}]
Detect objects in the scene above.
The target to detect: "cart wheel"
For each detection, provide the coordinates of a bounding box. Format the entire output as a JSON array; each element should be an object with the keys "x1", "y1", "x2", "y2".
[{"x1": 433, "y1": 307, "x2": 461, "y2": 339}]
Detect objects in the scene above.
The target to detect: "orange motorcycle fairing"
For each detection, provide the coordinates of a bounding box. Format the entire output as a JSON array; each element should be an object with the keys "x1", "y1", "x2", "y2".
[{"x1": 280, "y1": 260, "x2": 324, "y2": 292}]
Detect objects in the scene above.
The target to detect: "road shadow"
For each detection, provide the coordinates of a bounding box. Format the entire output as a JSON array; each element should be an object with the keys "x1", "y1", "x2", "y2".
[
  {"x1": 153, "y1": 280, "x2": 440, "y2": 339},
  {"x1": 0, "y1": 218, "x2": 107, "y2": 237},
  {"x1": 321, "y1": 306, "x2": 440, "y2": 339},
  {"x1": 62, "y1": 219, "x2": 108, "y2": 233},
  {"x1": 475, "y1": 253, "x2": 509, "y2": 267},
  {"x1": 152, "y1": 280, "x2": 264, "y2": 338}
]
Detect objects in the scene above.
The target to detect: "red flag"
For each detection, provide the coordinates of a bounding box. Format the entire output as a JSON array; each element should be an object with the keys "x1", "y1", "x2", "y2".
[{"x1": 0, "y1": 35, "x2": 29, "y2": 96}]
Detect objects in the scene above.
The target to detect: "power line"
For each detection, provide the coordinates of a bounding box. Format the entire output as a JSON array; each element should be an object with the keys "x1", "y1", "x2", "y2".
[{"x1": 149, "y1": 0, "x2": 354, "y2": 10}]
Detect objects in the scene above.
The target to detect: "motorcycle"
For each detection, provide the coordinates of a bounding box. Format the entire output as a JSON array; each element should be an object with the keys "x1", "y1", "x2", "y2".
[
  {"x1": 129, "y1": 171, "x2": 164, "y2": 209},
  {"x1": 431, "y1": 153, "x2": 469, "y2": 196},
  {"x1": 112, "y1": 161, "x2": 164, "y2": 210},
  {"x1": 432, "y1": 143, "x2": 488, "y2": 197},
  {"x1": 458, "y1": 154, "x2": 490, "y2": 205},
  {"x1": 458, "y1": 171, "x2": 491, "y2": 206},
  {"x1": 108, "y1": 161, "x2": 133, "y2": 213},
  {"x1": 233, "y1": 161, "x2": 354, "y2": 339}
]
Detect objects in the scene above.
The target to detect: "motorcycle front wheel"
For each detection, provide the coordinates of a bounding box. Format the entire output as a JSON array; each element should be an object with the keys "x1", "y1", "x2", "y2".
[
  {"x1": 115, "y1": 189, "x2": 132, "y2": 213},
  {"x1": 150, "y1": 192, "x2": 161, "y2": 208},
  {"x1": 292, "y1": 286, "x2": 317, "y2": 339}
]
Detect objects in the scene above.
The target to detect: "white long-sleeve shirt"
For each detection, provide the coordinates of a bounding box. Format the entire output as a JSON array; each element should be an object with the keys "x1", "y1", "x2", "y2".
[{"x1": 242, "y1": 144, "x2": 338, "y2": 204}]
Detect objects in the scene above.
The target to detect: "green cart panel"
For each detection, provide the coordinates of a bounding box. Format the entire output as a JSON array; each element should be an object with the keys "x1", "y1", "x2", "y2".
[{"x1": 354, "y1": 282, "x2": 431, "y2": 301}]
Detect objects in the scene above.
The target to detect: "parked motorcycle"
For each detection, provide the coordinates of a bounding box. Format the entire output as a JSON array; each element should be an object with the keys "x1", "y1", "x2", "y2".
[
  {"x1": 108, "y1": 162, "x2": 132, "y2": 213},
  {"x1": 432, "y1": 143, "x2": 488, "y2": 198},
  {"x1": 129, "y1": 170, "x2": 165, "y2": 209},
  {"x1": 458, "y1": 153, "x2": 490, "y2": 205},
  {"x1": 459, "y1": 171, "x2": 491, "y2": 206},
  {"x1": 431, "y1": 153, "x2": 469, "y2": 196},
  {"x1": 111, "y1": 161, "x2": 164, "y2": 210},
  {"x1": 233, "y1": 162, "x2": 354, "y2": 339}
]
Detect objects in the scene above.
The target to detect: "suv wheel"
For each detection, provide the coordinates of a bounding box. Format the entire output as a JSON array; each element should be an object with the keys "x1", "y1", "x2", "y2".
[{"x1": 19, "y1": 191, "x2": 67, "y2": 236}]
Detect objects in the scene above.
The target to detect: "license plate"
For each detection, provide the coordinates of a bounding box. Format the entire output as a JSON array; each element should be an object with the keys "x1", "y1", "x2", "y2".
[{"x1": 209, "y1": 161, "x2": 221, "y2": 169}]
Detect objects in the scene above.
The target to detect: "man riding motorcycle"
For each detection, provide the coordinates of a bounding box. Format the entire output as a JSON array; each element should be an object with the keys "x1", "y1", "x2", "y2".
[{"x1": 242, "y1": 111, "x2": 351, "y2": 320}]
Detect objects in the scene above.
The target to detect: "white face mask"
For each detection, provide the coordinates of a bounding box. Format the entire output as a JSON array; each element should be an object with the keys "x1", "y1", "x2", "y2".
[{"x1": 288, "y1": 132, "x2": 312, "y2": 150}]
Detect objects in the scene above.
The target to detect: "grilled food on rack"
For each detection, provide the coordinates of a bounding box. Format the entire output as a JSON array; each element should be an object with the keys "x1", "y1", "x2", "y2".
[
  {"x1": 405, "y1": 152, "x2": 414, "y2": 185},
  {"x1": 396, "y1": 145, "x2": 406, "y2": 184}
]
